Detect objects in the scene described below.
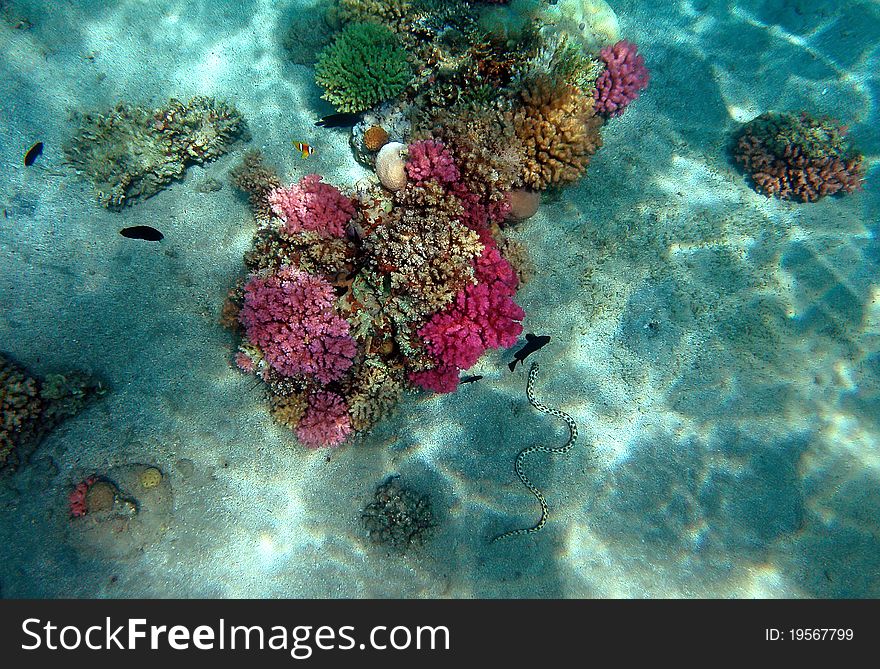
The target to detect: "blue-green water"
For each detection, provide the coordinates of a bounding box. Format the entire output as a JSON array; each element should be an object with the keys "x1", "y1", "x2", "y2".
[{"x1": 0, "y1": 0, "x2": 877, "y2": 598}]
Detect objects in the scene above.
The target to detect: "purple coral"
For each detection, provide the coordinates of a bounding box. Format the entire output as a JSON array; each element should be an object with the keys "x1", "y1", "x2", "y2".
[
  {"x1": 409, "y1": 364, "x2": 461, "y2": 394},
  {"x1": 239, "y1": 266, "x2": 356, "y2": 383},
  {"x1": 406, "y1": 139, "x2": 460, "y2": 184},
  {"x1": 594, "y1": 40, "x2": 649, "y2": 118},
  {"x1": 267, "y1": 174, "x2": 355, "y2": 237},
  {"x1": 417, "y1": 246, "x2": 524, "y2": 383},
  {"x1": 295, "y1": 390, "x2": 352, "y2": 448}
]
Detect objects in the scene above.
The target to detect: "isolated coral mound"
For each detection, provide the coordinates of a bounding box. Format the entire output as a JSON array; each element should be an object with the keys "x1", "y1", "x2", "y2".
[
  {"x1": 268, "y1": 174, "x2": 356, "y2": 238},
  {"x1": 512, "y1": 75, "x2": 604, "y2": 189},
  {"x1": 593, "y1": 40, "x2": 649, "y2": 117},
  {"x1": 64, "y1": 96, "x2": 248, "y2": 209},
  {"x1": 734, "y1": 112, "x2": 865, "y2": 202},
  {"x1": 295, "y1": 391, "x2": 352, "y2": 448},
  {"x1": 239, "y1": 266, "x2": 357, "y2": 383},
  {"x1": 315, "y1": 22, "x2": 412, "y2": 113}
]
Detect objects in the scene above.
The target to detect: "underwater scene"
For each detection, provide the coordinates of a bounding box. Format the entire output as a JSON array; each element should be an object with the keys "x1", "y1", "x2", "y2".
[{"x1": 0, "y1": 0, "x2": 878, "y2": 598}]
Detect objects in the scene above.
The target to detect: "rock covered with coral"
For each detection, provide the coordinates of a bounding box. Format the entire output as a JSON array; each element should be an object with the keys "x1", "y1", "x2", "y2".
[
  {"x1": 224, "y1": 0, "x2": 653, "y2": 450},
  {"x1": 361, "y1": 476, "x2": 436, "y2": 552},
  {"x1": 734, "y1": 111, "x2": 865, "y2": 202},
  {"x1": 65, "y1": 96, "x2": 248, "y2": 209},
  {"x1": 1, "y1": 354, "x2": 104, "y2": 471}
]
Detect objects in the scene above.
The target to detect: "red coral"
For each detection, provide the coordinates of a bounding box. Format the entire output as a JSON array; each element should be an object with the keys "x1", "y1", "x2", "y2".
[
  {"x1": 239, "y1": 266, "x2": 357, "y2": 383},
  {"x1": 267, "y1": 174, "x2": 355, "y2": 238},
  {"x1": 69, "y1": 476, "x2": 96, "y2": 518},
  {"x1": 594, "y1": 40, "x2": 649, "y2": 118},
  {"x1": 406, "y1": 139, "x2": 460, "y2": 184},
  {"x1": 295, "y1": 390, "x2": 352, "y2": 448},
  {"x1": 417, "y1": 246, "x2": 524, "y2": 382}
]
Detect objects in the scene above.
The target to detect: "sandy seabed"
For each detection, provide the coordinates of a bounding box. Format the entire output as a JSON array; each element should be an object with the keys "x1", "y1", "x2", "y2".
[{"x1": 0, "y1": 0, "x2": 878, "y2": 598}]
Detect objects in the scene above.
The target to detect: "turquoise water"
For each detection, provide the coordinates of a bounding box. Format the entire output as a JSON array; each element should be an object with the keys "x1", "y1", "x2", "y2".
[{"x1": 0, "y1": 0, "x2": 877, "y2": 598}]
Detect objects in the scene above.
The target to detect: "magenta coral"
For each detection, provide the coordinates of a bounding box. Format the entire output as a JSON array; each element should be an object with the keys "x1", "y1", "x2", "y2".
[
  {"x1": 295, "y1": 391, "x2": 352, "y2": 448},
  {"x1": 267, "y1": 174, "x2": 355, "y2": 237},
  {"x1": 239, "y1": 266, "x2": 357, "y2": 383},
  {"x1": 418, "y1": 247, "x2": 524, "y2": 379},
  {"x1": 69, "y1": 476, "x2": 96, "y2": 518},
  {"x1": 406, "y1": 139, "x2": 460, "y2": 184},
  {"x1": 594, "y1": 40, "x2": 649, "y2": 118}
]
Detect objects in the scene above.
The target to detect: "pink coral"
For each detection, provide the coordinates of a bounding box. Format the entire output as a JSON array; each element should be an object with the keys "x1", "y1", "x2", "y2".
[
  {"x1": 417, "y1": 247, "x2": 524, "y2": 379},
  {"x1": 295, "y1": 391, "x2": 352, "y2": 448},
  {"x1": 267, "y1": 174, "x2": 355, "y2": 237},
  {"x1": 409, "y1": 364, "x2": 461, "y2": 394},
  {"x1": 239, "y1": 266, "x2": 357, "y2": 383},
  {"x1": 406, "y1": 139, "x2": 460, "y2": 184},
  {"x1": 594, "y1": 40, "x2": 649, "y2": 118},
  {"x1": 69, "y1": 476, "x2": 96, "y2": 518}
]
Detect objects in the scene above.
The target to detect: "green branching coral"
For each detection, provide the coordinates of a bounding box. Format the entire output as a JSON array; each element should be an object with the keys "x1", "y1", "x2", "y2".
[{"x1": 315, "y1": 22, "x2": 412, "y2": 113}]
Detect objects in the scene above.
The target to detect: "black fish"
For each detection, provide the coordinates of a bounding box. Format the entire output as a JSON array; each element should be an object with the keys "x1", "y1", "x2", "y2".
[
  {"x1": 460, "y1": 374, "x2": 483, "y2": 385},
  {"x1": 24, "y1": 141, "x2": 43, "y2": 166},
  {"x1": 315, "y1": 112, "x2": 362, "y2": 128},
  {"x1": 508, "y1": 333, "x2": 550, "y2": 372},
  {"x1": 119, "y1": 225, "x2": 164, "y2": 241}
]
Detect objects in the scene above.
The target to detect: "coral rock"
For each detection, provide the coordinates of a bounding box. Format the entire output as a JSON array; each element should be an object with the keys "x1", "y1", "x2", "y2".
[{"x1": 375, "y1": 141, "x2": 408, "y2": 191}]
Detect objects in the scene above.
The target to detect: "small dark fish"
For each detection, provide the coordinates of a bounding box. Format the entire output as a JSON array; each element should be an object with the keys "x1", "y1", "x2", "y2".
[
  {"x1": 460, "y1": 374, "x2": 483, "y2": 385},
  {"x1": 24, "y1": 141, "x2": 43, "y2": 166},
  {"x1": 315, "y1": 112, "x2": 362, "y2": 128},
  {"x1": 119, "y1": 225, "x2": 164, "y2": 241},
  {"x1": 508, "y1": 333, "x2": 551, "y2": 372}
]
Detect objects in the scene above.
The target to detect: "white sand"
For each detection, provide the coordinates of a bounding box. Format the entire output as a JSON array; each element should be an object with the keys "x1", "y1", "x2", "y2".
[{"x1": 0, "y1": 0, "x2": 877, "y2": 598}]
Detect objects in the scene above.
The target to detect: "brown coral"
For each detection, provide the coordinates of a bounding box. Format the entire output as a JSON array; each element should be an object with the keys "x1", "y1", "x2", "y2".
[
  {"x1": 1, "y1": 354, "x2": 43, "y2": 469},
  {"x1": 366, "y1": 180, "x2": 483, "y2": 319},
  {"x1": 510, "y1": 75, "x2": 604, "y2": 189},
  {"x1": 364, "y1": 125, "x2": 390, "y2": 152},
  {"x1": 344, "y1": 356, "x2": 404, "y2": 431},
  {"x1": 734, "y1": 112, "x2": 865, "y2": 202},
  {"x1": 230, "y1": 150, "x2": 283, "y2": 221}
]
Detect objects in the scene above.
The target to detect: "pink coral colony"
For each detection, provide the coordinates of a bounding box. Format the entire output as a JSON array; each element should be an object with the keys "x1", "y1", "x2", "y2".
[{"x1": 594, "y1": 40, "x2": 650, "y2": 118}]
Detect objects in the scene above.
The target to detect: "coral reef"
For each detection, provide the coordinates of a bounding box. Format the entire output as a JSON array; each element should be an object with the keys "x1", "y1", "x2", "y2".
[
  {"x1": 361, "y1": 476, "x2": 436, "y2": 552},
  {"x1": 733, "y1": 112, "x2": 865, "y2": 202},
  {"x1": 315, "y1": 22, "x2": 413, "y2": 112},
  {"x1": 2, "y1": 354, "x2": 104, "y2": 471},
  {"x1": 65, "y1": 96, "x2": 248, "y2": 209},
  {"x1": 224, "y1": 1, "x2": 651, "y2": 448},
  {"x1": 593, "y1": 40, "x2": 650, "y2": 117},
  {"x1": 511, "y1": 75, "x2": 603, "y2": 189}
]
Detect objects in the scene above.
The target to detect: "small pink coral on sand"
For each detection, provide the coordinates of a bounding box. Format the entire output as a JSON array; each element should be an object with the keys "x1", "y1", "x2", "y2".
[
  {"x1": 418, "y1": 247, "x2": 524, "y2": 380},
  {"x1": 69, "y1": 476, "x2": 96, "y2": 518},
  {"x1": 295, "y1": 391, "x2": 352, "y2": 448},
  {"x1": 406, "y1": 139, "x2": 460, "y2": 184},
  {"x1": 267, "y1": 174, "x2": 355, "y2": 238},
  {"x1": 594, "y1": 40, "x2": 649, "y2": 118},
  {"x1": 239, "y1": 266, "x2": 357, "y2": 383}
]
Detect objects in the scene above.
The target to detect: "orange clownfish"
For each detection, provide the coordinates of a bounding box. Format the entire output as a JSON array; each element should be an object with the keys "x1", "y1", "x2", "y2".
[{"x1": 292, "y1": 141, "x2": 314, "y2": 159}]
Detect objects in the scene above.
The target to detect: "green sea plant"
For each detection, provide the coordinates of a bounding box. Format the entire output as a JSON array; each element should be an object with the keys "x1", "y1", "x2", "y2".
[{"x1": 315, "y1": 22, "x2": 412, "y2": 113}]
